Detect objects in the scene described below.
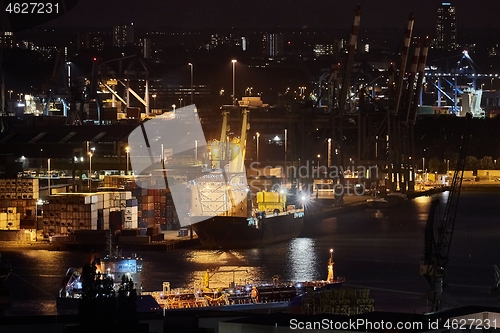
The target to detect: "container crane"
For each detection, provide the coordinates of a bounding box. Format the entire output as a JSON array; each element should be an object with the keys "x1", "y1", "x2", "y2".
[{"x1": 419, "y1": 112, "x2": 472, "y2": 312}]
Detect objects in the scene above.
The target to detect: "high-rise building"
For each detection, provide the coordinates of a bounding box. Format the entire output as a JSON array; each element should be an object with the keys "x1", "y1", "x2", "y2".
[
  {"x1": 262, "y1": 33, "x2": 284, "y2": 57},
  {"x1": 139, "y1": 38, "x2": 152, "y2": 59},
  {"x1": 77, "y1": 32, "x2": 90, "y2": 50},
  {"x1": 92, "y1": 37, "x2": 104, "y2": 52},
  {"x1": 0, "y1": 31, "x2": 14, "y2": 49},
  {"x1": 113, "y1": 23, "x2": 134, "y2": 47},
  {"x1": 435, "y1": 2, "x2": 457, "y2": 51}
]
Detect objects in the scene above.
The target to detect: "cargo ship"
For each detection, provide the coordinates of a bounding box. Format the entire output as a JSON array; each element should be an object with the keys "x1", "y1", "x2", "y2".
[
  {"x1": 188, "y1": 172, "x2": 305, "y2": 249},
  {"x1": 145, "y1": 250, "x2": 344, "y2": 310},
  {"x1": 185, "y1": 107, "x2": 304, "y2": 249}
]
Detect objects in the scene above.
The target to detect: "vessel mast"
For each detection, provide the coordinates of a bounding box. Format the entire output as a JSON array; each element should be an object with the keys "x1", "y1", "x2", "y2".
[{"x1": 327, "y1": 249, "x2": 335, "y2": 283}]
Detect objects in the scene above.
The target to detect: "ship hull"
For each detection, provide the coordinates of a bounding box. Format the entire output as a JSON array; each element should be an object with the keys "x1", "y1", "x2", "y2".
[{"x1": 191, "y1": 212, "x2": 304, "y2": 249}]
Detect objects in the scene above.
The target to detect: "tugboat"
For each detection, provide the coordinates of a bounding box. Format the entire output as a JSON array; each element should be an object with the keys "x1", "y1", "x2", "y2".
[{"x1": 57, "y1": 247, "x2": 160, "y2": 315}]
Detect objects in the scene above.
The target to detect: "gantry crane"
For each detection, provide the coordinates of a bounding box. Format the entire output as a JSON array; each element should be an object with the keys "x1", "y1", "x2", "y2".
[{"x1": 419, "y1": 112, "x2": 472, "y2": 312}]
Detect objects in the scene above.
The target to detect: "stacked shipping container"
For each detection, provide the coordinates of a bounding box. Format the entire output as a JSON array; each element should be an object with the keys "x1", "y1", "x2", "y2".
[
  {"x1": 103, "y1": 175, "x2": 180, "y2": 231},
  {"x1": 41, "y1": 192, "x2": 138, "y2": 238},
  {"x1": 0, "y1": 178, "x2": 39, "y2": 230}
]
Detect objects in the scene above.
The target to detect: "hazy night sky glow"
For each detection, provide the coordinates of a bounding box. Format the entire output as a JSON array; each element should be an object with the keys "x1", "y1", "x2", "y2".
[{"x1": 40, "y1": 0, "x2": 499, "y2": 30}]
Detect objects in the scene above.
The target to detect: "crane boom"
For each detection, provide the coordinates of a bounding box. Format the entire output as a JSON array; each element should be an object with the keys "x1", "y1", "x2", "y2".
[{"x1": 420, "y1": 112, "x2": 472, "y2": 312}]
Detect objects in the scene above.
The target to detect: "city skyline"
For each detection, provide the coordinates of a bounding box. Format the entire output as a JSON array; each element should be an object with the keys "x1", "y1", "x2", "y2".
[{"x1": 26, "y1": 0, "x2": 500, "y2": 31}]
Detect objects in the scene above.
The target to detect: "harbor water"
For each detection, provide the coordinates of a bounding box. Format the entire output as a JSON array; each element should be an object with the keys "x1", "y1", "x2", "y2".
[{"x1": 2, "y1": 190, "x2": 500, "y2": 316}]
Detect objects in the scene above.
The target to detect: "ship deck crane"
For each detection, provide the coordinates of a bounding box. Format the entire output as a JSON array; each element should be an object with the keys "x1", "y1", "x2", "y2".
[{"x1": 419, "y1": 112, "x2": 472, "y2": 312}]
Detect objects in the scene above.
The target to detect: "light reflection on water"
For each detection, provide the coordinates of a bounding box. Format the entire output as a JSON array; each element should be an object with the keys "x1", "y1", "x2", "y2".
[
  {"x1": 286, "y1": 238, "x2": 318, "y2": 282},
  {"x1": 2, "y1": 191, "x2": 500, "y2": 316}
]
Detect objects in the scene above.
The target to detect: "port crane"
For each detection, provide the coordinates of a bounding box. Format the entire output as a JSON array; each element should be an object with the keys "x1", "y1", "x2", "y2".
[{"x1": 419, "y1": 112, "x2": 472, "y2": 312}]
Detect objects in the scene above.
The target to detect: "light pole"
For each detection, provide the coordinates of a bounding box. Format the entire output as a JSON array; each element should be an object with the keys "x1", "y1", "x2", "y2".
[
  {"x1": 284, "y1": 129, "x2": 287, "y2": 186},
  {"x1": 195, "y1": 139, "x2": 198, "y2": 162},
  {"x1": 88, "y1": 151, "x2": 93, "y2": 192},
  {"x1": 7, "y1": 90, "x2": 12, "y2": 100},
  {"x1": 161, "y1": 143, "x2": 164, "y2": 166},
  {"x1": 327, "y1": 138, "x2": 332, "y2": 168},
  {"x1": 188, "y1": 62, "x2": 193, "y2": 105},
  {"x1": 231, "y1": 59, "x2": 237, "y2": 105},
  {"x1": 125, "y1": 147, "x2": 130, "y2": 175},
  {"x1": 256, "y1": 132, "x2": 260, "y2": 163},
  {"x1": 47, "y1": 158, "x2": 51, "y2": 196}
]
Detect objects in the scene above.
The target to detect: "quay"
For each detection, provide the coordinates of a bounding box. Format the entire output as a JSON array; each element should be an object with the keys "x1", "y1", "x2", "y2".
[{"x1": 1, "y1": 183, "x2": 495, "y2": 251}]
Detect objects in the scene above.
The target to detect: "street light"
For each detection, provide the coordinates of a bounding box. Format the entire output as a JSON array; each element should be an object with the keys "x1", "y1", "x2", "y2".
[
  {"x1": 88, "y1": 151, "x2": 93, "y2": 192},
  {"x1": 231, "y1": 59, "x2": 237, "y2": 105},
  {"x1": 47, "y1": 158, "x2": 51, "y2": 196},
  {"x1": 125, "y1": 147, "x2": 130, "y2": 175},
  {"x1": 188, "y1": 62, "x2": 194, "y2": 105},
  {"x1": 256, "y1": 132, "x2": 260, "y2": 162},
  {"x1": 327, "y1": 138, "x2": 332, "y2": 168},
  {"x1": 284, "y1": 129, "x2": 287, "y2": 186}
]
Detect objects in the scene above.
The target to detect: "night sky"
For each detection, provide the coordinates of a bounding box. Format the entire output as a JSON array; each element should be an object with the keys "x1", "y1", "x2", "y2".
[{"x1": 39, "y1": 0, "x2": 498, "y2": 30}]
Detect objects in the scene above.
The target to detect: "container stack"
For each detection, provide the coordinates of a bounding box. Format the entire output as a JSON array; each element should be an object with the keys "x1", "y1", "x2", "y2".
[
  {"x1": 104, "y1": 175, "x2": 181, "y2": 230},
  {"x1": 124, "y1": 198, "x2": 138, "y2": 229},
  {"x1": 0, "y1": 178, "x2": 39, "y2": 230},
  {"x1": 0, "y1": 178, "x2": 39, "y2": 200},
  {"x1": 96, "y1": 191, "x2": 136, "y2": 230},
  {"x1": 41, "y1": 191, "x2": 138, "y2": 238},
  {"x1": 42, "y1": 193, "x2": 98, "y2": 237},
  {"x1": 0, "y1": 207, "x2": 21, "y2": 230},
  {"x1": 101, "y1": 175, "x2": 135, "y2": 188}
]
